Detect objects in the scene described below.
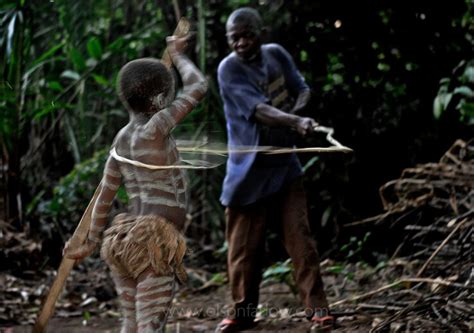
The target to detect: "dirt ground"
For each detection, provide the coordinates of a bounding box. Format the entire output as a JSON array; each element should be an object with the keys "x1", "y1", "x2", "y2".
[{"x1": 1, "y1": 264, "x2": 374, "y2": 333}]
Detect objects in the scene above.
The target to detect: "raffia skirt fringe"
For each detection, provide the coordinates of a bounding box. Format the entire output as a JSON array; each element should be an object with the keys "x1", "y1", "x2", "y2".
[{"x1": 100, "y1": 213, "x2": 187, "y2": 283}]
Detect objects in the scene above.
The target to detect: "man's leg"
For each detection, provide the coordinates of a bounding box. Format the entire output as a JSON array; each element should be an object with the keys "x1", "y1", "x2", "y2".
[
  {"x1": 135, "y1": 267, "x2": 176, "y2": 333},
  {"x1": 279, "y1": 178, "x2": 329, "y2": 316},
  {"x1": 111, "y1": 272, "x2": 138, "y2": 333},
  {"x1": 226, "y1": 203, "x2": 267, "y2": 322}
]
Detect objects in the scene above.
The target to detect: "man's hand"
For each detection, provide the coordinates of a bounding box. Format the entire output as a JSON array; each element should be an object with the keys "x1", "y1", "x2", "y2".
[
  {"x1": 63, "y1": 238, "x2": 97, "y2": 260},
  {"x1": 295, "y1": 117, "x2": 318, "y2": 137}
]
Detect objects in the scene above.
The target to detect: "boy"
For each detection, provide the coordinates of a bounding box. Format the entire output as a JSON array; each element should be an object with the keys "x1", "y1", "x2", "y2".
[{"x1": 65, "y1": 35, "x2": 207, "y2": 333}]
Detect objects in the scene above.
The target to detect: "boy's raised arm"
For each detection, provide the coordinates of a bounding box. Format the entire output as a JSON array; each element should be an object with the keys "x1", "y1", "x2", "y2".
[{"x1": 149, "y1": 36, "x2": 208, "y2": 135}]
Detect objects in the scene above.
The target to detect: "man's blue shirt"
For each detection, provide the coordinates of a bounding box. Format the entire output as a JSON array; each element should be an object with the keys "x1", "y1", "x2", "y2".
[{"x1": 218, "y1": 43, "x2": 310, "y2": 206}]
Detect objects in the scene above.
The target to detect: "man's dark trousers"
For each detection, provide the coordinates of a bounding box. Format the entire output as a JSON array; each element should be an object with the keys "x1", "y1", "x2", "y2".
[{"x1": 225, "y1": 177, "x2": 329, "y2": 321}]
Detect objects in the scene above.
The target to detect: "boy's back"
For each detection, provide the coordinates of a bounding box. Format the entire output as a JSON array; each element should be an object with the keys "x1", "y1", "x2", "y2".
[{"x1": 65, "y1": 35, "x2": 207, "y2": 332}]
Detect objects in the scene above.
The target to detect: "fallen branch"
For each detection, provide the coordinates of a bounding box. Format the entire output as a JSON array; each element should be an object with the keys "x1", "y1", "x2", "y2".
[
  {"x1": 416, "y1": 218, "x2": 470, "y2": 277},
  {"x1": 330, "y1": 277, "x2": 473, "y2": 308}
]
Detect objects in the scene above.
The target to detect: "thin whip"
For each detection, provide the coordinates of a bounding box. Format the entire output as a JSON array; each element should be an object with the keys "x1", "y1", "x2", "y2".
[{"x1": 110, "y1": 126, "x2": 352, "y2": 170}]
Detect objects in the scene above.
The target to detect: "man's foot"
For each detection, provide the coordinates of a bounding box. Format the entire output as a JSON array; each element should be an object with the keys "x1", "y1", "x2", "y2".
[
  {"x1": 214, "y1": 318, "x2": 257, "y2": 332},
  {"x1": 310, "y1": 315, "x2": 334, "y2": 332}
]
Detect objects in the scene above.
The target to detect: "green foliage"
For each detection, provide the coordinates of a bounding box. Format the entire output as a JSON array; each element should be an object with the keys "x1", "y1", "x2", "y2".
[
  {"x1": 325, "y1": 264, "x2": 354, "y2": 280},
  {"x1": 262, "y1": 259, "x2": 296, "y2": 294},
  {"x1": 434, "y1": 60, "x2": 474, "y2": 125},
  {"x1": 30, "y1": 149, "x2": 109, "y2": 238},
  {"x1": 340, "y1": 232, "x2": 371, "y2": 261},
  {"x1": 1, "y1": 0, "x2": 473, "y2": 261},
  {"x1": 209, "y1": 272, "x2": 226, "y2": 286}
]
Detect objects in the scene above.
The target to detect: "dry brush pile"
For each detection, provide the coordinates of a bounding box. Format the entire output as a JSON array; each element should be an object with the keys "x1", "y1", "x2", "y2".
[{"x1": 339, "y1": 139, "x2": 473, "y2": 332}]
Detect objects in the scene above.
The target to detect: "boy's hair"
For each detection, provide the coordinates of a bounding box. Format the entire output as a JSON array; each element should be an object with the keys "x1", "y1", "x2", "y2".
[
  {"x1": 226, "y1": 7, "x2": 262, "y2": 33},
  {"x1": 117, "y1": 58, "x2": 172, "y2": 112}
]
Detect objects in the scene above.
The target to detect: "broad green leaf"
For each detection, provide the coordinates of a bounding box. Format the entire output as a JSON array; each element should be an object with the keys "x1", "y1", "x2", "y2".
[
  {"x1": 83, "y1": 311, "x2": 91, "y2": 321},
  {"x1": 326, "y1": 265, "x2": 344, "y2": 274},
  {"x1": 33, "y1": 103, "x2": 58, "y2": 120},
  {"x1": 6, "y1": 11, "x2": 17, "y2": 58},
  {"x1": 300, "y1": 50, "x2": 308, "y2": 62},
  {"x1": 86, "y1": 58, "x2": 98, "y2": 67},
  {"x1": 454, "y1": 86, "x2": 473, "y2": 98},
  {"x1": 29, "y1": 42, "x2": 65, "y2": 69},
  {"x1": 263, "y1": 265, "x2": 291, "y2": 278},
  {"x1": 442, "y1": 92, "x2": 453, "y2": 108},
  {"x1": 92, "y1": 74, "x2": 108, "y2": 86},
  {"x1": 463, "y1": 66, "x2": 474, "y2": 83},
  {"x1": 69, "y1": 47, "x2": 85, "y2": 71},
  {"x1": 332, "y1": 73, "x2": 343, "y2": 85},
  {"x1": 87, "y1": 37, "x2": 102, "y2": 60},
  {"x1": 321, "y1": 206, "x2": 332, "y2": 227},
  {"x1": 433, "y1": 95, "x2": 443, "y2": 119},
  {"x1": 439, "y1": 78, "x2": 450, "y2": 85},
  {"x1": 405, "y1": 62, "x2": 417, "y2": 71},
  {"x1": 48, "y1": 81, "x2": 63, "y2": 91},
  {"x1": 61, "y1": 70, "x2": 80, "y2": 81},
  {"x1": 377, "y1": 62, "x2": 390, "y2": 72},
  {"x1": 108, "y1": 37, "x2": 124, "y2": 52}
]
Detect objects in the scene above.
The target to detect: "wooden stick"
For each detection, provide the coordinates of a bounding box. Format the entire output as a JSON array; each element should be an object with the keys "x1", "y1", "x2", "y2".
[
  {"x1": 32, "y1": 18, "x2": 191, "y2": 333},
  {"x1": 416, "y1": 218, "x2": 469, "y2": 277},
  {"x1": 330, "y1": 277, "x2": 473, "y2": 308},
  {"x1": 330, "y1": 280, "x2": 402, "y2": 307},
  {"x1": 161, "y1": 17, "x2": 190, "y2": 68},
  {"x1": 32, "y1": 182, "x2": 102, "y2": 333}
]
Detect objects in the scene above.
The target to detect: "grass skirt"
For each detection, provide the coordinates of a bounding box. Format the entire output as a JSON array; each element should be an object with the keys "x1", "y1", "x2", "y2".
[{"x1": 100, "y1": 213, "x2": 187, "y2": 283}]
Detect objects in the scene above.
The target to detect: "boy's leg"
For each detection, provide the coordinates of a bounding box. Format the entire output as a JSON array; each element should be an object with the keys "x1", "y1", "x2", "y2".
[
  {"x1": 136, "y1": 267, "x2": 176, "y2": 333},
  {"x1": 279, "y1": 178, "x2": 329, "y2": 316},
  {"x1": 111, "y1": 272, "x2": 138, "y2": 333}
]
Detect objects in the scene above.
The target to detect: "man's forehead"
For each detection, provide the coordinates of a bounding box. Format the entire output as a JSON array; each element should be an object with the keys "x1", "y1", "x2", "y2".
[{"x1": 226, "y1": 22, "x2": 258, "y2": 35}]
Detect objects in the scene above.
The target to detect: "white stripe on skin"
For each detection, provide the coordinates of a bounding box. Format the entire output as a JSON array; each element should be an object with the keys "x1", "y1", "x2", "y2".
[
  {"x1": 141, "y1": 196, "x2": 186, "y2": 208},
  {"x1": 137, "y1": 276, "x2": 174, "y2": 288},
  {"x1": 106, "y1": 168, "x2": 122, "y2": 178},
  {"x1": 125, "y1": 181, "x2": 185, "y2": 194},
  {"x1": 138, "y1": 284, "x2": 174, "y2": 297},
  {"x1": 92, "y1": 212, "x2": 108, "y2": 218},
  {"x1": 103, "y1": 181, "x2": 120, "y2": 191},
  {"x1": 136, "y1": 305, "x2": 170, "y2": 324},
  {"x1": 137, "y1": 296, "x2": 172, "y2": 308}
]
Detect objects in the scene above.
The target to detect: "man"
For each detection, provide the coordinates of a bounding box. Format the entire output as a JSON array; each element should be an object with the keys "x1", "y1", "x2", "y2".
[{"x1": 215, "y1": 7, "x2": 333, "y2": 333}]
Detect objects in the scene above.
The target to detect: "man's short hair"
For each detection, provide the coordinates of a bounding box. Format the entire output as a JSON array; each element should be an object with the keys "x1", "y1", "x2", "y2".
[
  {"x1": 117, "y1": 58, "x2": 171, "y2": 111},
  {"x1": 226, "y1": 7, "x2": 262, "y2": 33}
]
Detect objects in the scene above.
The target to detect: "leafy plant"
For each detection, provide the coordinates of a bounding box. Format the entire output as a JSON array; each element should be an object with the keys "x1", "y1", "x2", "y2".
[
  {"x1": 262, "y1": 258, "x2": 296, "y2": 294},
  {"x1": 340, "y1": 231, "x2": 372, "y2": 261},
  {"x1": 434, "y1": 60, "x2": 474, "y2": 125},
  {"x1": 28, "y1": 149, "x2": 110, "y2": 239}
]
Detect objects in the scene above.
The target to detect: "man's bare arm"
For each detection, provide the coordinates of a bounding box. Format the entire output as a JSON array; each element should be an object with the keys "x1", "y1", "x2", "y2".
[
  {"x1": 290, "y1": 89, "x2": 311, "y2": 115},
  {"x1": 255, "y1": 103, "x2": 317, "y2": 137}
]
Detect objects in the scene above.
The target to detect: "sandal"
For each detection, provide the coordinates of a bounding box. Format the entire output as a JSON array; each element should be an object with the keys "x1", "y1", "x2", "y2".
[
  {"x1": 214, "y1": 318, "x2": 257, "y2": 333},
  {"x1": 310, "y1": 315, "x2": 335, "y2": 332}
]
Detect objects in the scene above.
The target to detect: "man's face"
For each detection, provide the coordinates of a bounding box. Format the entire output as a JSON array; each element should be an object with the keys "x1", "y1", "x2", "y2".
[{"x1": 226, "y1": 22, "x2": 261, "y2": 61}]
